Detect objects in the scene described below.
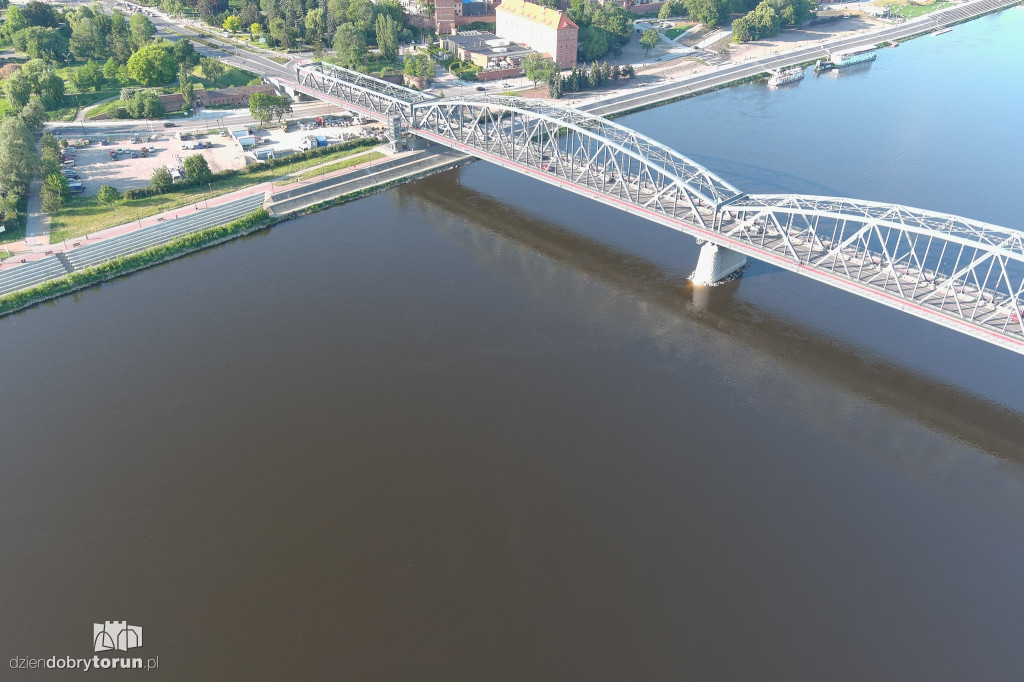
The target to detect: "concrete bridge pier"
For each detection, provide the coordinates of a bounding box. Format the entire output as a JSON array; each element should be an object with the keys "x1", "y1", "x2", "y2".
[{"x1": 690, "y1": 241, "x2": 747, "y2": 286}]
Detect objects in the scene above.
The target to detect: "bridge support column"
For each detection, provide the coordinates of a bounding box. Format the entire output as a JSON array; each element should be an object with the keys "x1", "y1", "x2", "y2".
[{"x1": 691, "y1": 241, "x2": 747, "y2": 286}]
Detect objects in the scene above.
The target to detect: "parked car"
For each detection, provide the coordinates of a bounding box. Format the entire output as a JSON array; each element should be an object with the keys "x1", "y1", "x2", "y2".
[
  {"x1": 67, "y1": 181, "x2": 85, "y2": 193},
  {"x1": 130, "y1": 150, "x2": 138, "y2": 157},
  {"x1": 62, "y1": 170, "x2": 79, "y2": 179}
]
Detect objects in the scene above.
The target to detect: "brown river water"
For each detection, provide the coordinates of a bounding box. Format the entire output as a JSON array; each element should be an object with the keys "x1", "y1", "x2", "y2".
[{"x1": 3, "y1": 13, "x2": 1024, "y2": 681}]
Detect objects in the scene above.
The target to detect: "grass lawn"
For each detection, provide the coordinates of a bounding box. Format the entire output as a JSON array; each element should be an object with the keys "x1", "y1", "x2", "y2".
[
  {"x1": 295, "y1": 151, "x2": 384, "y2": 181},
  {"x1": 883, "y1": 0, "x2": 952, "y2": 18},
  {"x1": 191, "y1": 64, "x2": 260, "y2": 90},
  {"x1": 665, "y1": 24, "x2": 695, "y2": 40},
  {"x1": 48, "y1": 144, "x2": 384, "y2": 242}
]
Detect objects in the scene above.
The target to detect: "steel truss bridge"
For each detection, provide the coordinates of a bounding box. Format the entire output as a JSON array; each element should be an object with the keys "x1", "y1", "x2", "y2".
[{"x1": 291, "y1": 62, "x2": 1024, "y2": 355}]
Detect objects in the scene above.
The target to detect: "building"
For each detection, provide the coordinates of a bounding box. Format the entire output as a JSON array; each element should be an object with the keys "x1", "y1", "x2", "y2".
[
  {"x1": 444, "y1": 31, "x2": 536, "y2": 74},
  {"x1": 435, "y1": 0, "x2": 457, "y2": 33},
  {"x1": 158, "y1": 84, "x2": 277, "y2": 113},
  {"x1": 495, "y1": 0, "x2": 578, "y2": 68}
]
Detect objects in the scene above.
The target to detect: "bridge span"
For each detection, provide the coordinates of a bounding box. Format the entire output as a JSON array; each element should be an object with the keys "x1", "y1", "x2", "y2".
[{"x1": 288, "y1": 62, "x2": 1024, "y2": 355}]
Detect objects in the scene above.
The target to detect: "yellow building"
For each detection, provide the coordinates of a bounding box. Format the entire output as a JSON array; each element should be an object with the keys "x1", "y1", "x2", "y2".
[{"x1": 495, "y1": 0, "x2": 578, "y2": 68}]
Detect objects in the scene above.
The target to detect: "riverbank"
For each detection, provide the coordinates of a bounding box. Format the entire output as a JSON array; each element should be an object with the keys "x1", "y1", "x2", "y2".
[
  {"x1": 582, "y1": 0, "x2": 1022, "y2": 117},
  {"x1": 0, "y1": 146, "x2": 471, "y2": 318}
]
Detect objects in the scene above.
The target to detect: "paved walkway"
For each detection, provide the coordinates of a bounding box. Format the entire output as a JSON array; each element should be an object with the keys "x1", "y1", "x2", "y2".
[
  {"x1": 0, "y1": 147, "x2": 409, "y2": 271},
  {"x1": 24, "y1": 180, "x2": 50, "y2": 246}
]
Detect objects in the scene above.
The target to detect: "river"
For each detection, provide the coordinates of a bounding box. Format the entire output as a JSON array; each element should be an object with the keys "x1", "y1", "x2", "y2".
[{"x1": 2, "y1": 10, "x2": 1023, "y2": 681}]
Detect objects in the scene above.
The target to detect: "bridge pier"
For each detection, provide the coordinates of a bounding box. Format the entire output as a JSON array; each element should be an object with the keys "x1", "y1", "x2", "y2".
[{"x1": 691, "y1": 241, "x2": 747, "y2": 286}]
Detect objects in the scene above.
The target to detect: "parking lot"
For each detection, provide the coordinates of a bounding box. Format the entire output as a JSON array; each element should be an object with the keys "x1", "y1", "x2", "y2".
[{"x1": 62, "y1": 132, "x2": 247, "y2": 197}]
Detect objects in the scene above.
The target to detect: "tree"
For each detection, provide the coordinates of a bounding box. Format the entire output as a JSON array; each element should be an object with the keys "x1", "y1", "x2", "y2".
[
  {"x1": 97, "y1": 185, "x2": 121, "y2": 206},
  {"x1": 20, "y1": 1, "x2": 60, "y2": 28},
  {"x1": 73, "y1": 60, "x2": 104, "y2": 92},
  {"x1": 332, "y1": 24, "x2": 367, "y2": 68},
  {"x1": 1, "y1": 6, "x2": 29, "y2": 41},
  {"x1": 15, "y1": 26, "x2": 69, "y2": 63},
  {"x1": 179, "y1": 73, "x2": 195, "y2": 110},
  {"x1": 305, "y1": 8, "x2": 327, "y2": 48},
  {"x1": 375, "y1": 14, "x2": 400, "y2": 60},
  {"x1": 18, "y1": 100, "x2": 47, "y2": 131},
  {"x1": 127, "y1": 44, "x2": 176, "y2": 85},
  {"x1": 684, "y1": 0, "x2": 729, "y2": 26},
  {"x1": 3, "y1": 72, "x2": 33, "y2": 109},
  {"x1": 183, "y1": 154, "x2": 212, "y2": 186},
  {"x1": 108, "y1": 12, "x2": 134, "y2": 63},
  {"x1": 250, "y1": 22, "x2": 263, "y2": 37},
  {"x1": 577, "y1": 24, "x2": 612, "y2": 62},
  {"x1": 268, "y1": 17, "x2": 295, "y2": 48},
  {"x1": 40, "y1": 173, "x2": 68, "y2": 214},
  {"x1": 249, "y1": 91, "x2": 273, "y2": 126},
  {"x1": 37, "y1": 73, "x2": 65, "y2": 109},
  {"x1": 129, "y1": 14, "x2": 157, "y2": 49},
  {"x1": 403, "y1": 52, "x2": 435, "y2": 83},
  {"x1": 102, "y1": 57, "x2": 120, "y2": 82},
  {"x1": 522, "y1": 53, "x2": 559, "y2": 89},
  {"x1": 640, "y1": 28, "x2": 659, "y2": 57},
  {"x1": 200, "y1": 56, "x2": 225, "y2": 82},
  {"x1": 150, "y1": 166, "x2": 174, "y2": 192},
  {"x1": 172, "y1": 39, "x2": 201, "y2": 70},
  {"x1": 125, "y1": 90, "x2": 165, "y2": 118},
  {"x1": 223, "y1": 15, "x2": 243, "y2": 32},
  {"x1": 248, "y1": 91, "x2": 291, "y2": 126}
]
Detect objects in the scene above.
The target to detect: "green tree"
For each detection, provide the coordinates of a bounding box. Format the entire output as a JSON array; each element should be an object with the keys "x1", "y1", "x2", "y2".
[
  {"x1": 172, "y1": 39, "x2": 201, "y2": 70},
  {"x1": 150, "y1": 166, "x2": 174, "y2": 192},
  {"x1": 14, "y1": 26, "x2": 69, "y2": 63},
  {"x1": 21, "y1": 1, "x2": 60, "y2": 28},
  {"x1": 640, "y1": 28, "x2": 659, "y2": 57},
  {"x1": 684, "y1": 0, "x2": 729, "y2": 26},
  {"x1": 577, "y1": 25, "x2": 612, "y2": 62},
  {"x1": 97, "y1": 185, "x2": 122, "y2": 205},
  {"x1": 374, "y1": 14, "x2": 399, "y2": 60},
  {"x1": 103, "y1": 57, "x2": 121, "y2": 81},
  {"x1": 268, "y1": 17, "x2": 295, "y2": 48},
  {"x1": 40, "y1": 172, "x2": 68, "y2": 214},
  {"x1": 1, "y1": 6, "x2": 29, "y2": 41},
  {"x1": 3, "y1": 71, "x2": 33, "y2": 109},
  {"x1": 199, "y1": 56, "x2": 225, "y2": 82},
  {"x1": 305, "y1": 8, "x2": 327, "y2": 48},
  {"x1": 522, "y1": 53, "x2": 559, "y2": 89},
  {"x1": 127, "y1": 44, "x2": 176, "y2": 85},
  {"x1": 37, "y1": 72, "x2": 65, "y2": 109},
  {"x1": 332, "y1": 23, "x2": 367, "y2": 68},
  {"x1": 18, "y1": 100, "x2": 47, "y2": 131},
  {"x1": 73, "y1": 60, "x2": 105, "y2": 92},
  {"x1": 248, "y1": 91, "x2": 273, "y2": 126},
  {"x1": 125, "y1": 90, "x2": 165, "y2": 118},
  {"x1": 223, "y1": 15, "x2": 243, "y2": 32},
  {"x1": 250, "y1": 22, "x2": 263, "y2": 37},
  {"x1": 183, "y1": 154, "x2": 212, "y2": 186},
  {"x1": 129, "y1": 14, "x2": 157, "y2": 49},
  {"x1": 179, "y1": 73, "x2": 195, "y2": 110},
  {"x1": 108, "y1": 12, "x2": 134, "y2": 63}
]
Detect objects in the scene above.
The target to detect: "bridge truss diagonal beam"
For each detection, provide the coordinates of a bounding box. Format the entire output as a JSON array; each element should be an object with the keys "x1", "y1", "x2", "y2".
[{"x1": 718, "y1": 194, "x2": 1024, "y2": 351}]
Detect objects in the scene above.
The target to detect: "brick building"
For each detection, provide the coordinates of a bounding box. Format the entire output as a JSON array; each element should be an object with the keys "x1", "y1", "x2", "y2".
[{"x1": 495, "y1": 0, "x2": 577, "y2": 68}]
